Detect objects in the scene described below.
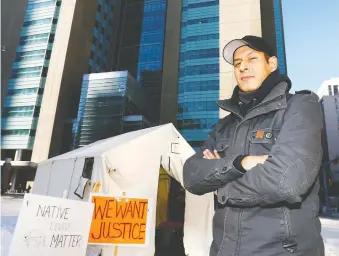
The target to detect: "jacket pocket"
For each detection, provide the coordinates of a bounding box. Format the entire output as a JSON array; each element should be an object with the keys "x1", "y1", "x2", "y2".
[
  {"x1": 215, "y1": 139, "x2": 230, "y2": 156},
  {"x1": 248, "y1": 128, "x2": 280, "y2": 152}
]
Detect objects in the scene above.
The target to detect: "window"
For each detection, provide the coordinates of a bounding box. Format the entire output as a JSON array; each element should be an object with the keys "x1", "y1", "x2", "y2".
[
  {"x1": 334, "y1": 85, "x2": 338, "y2": 95},
  {"x1": 49, "y1": 34, "x2": 55, "y2": 43},
  {"x1": 180, "y1": 48, "x2": 219, "y2": 60},
  {"x1": 1, "y1": 129, "x2": 30, "y2": 135},
  {"x1": 45, "y1": 50, "x2": 52, "y2": 60},
  {"x1": 23, "y1": 18, "x2": 52, "y2": 27},
  {"x1": 182, "y1": 0, "x2": 218, "y2": 11},
  {"x1": 41, "y1": 67, "x2": 48, "y2": 77},
  {"x1": 182, "y1": 17, "x2": 218, "y2": 27},
  {"x1": 74, "y1": 157, "x2": 94, "y2": 198}
]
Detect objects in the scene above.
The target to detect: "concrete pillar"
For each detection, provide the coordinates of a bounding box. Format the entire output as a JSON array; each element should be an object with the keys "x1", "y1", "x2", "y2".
[
  {"x1": 31, "y1": 0, "x2": 98, "y2": 162},
  {"x1": 160, "y1": 0, "x2": 182, "y2": 126},
  {"x1": 219, "y1": 0, "x2": 262, "y2": 119},
  {"x1": 14, "y1": 149, "x2": 22, "y2": 161},
  {"x1": 9, "y1": 169, "x2": 17, "y2": 192}
]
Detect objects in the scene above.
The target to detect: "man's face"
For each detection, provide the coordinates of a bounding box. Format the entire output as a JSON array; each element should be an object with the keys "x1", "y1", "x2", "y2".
[{"x1": 233, "y1": 46, "x2": 277, "y2": 92}]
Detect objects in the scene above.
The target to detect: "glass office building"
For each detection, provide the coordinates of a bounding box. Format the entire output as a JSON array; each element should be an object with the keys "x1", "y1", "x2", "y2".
[
  {"x1": 1, "y1": 0, "x2": 62, "y2": 156},
  {"x1": 137, "y1": 0, "x2": 167, "y2": 121},
  {"x1": 88, "y1": 0, "x2": 116, "y2": 73},
  {"x1": 73, "y1": 71, "x2": 151, "y2": 148},
  {"x1": 110, "y1": 0, "x2": 168, "y2": 123},
  {"x1": 273, "y1": 0, "x2": 287, "y2": 74},
  {"x1": 137, "y1": 0, "x2": 166, "y2": 82},
  {"x1": 177, "y1": 0, "x2": 220, "y2": 149}
]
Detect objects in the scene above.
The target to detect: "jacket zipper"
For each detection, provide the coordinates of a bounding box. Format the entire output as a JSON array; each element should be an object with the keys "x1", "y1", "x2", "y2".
[
  {"x1": 281, "y1": 207, "x2": 292, "y2": 238},
  {"x1": 281, "y1": 207, "x2": 298, "y2": 252},
  {"x1": 235, "y1": 209, "x2": 243, "y2": 256}
]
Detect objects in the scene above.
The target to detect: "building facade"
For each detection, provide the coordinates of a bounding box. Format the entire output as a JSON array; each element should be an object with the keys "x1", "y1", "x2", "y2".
[
  {"x1": 177, "y1": 0, "x2": 288, "y2": 150},
  {"x1": 177, "y1": 0, "x2": 220, "y2": 149},
  {"x1": 321, "y1": 96, "x2": 339, "y2": 181},
  {"x1": 1, "y1": 0, "x2": 99, "y2": 192},
  {"x1": 88, "y1": 0, "x2": 116, "y2": 74},
  {"x1": 1, "y1": 0, "x2": 63, "y2": 193},
  {"x1": 318, "y1": 78, "x2": 339, "y2": 183},
  {"x1": 109, "y1": 0, "x2": 169, "y2": 123},
  {"x1": 2, "y1": 0, "x2": 62, "y2": 159},
  {"x1": 73, "y1": 71, "x2": 151, "y2": 148},
  {"x1": 317, "y1": 77, "x2": 339, "y2": 98},
  {"x1": 1, "y1": 0, "x2": 29, "y2": 111}
]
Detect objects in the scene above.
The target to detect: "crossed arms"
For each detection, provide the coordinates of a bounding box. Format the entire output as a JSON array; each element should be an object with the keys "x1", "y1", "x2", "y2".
[{"x1": 183, "y1": 94, "x2": 323, "y2": 207}]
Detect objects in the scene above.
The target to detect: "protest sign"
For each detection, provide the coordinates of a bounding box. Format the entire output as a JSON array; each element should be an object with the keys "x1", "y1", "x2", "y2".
[
  {"x1": 88, "y1": 194, "x2": 151, "y2": 247},
  {"x1": 9, "y1": 193, "x2": 94, "y2": 256}
]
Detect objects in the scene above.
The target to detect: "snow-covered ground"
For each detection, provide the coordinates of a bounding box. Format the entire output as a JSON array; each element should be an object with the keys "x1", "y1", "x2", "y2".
[
  {"x1": 1, "y1": 196, "x2": 22, "y2": 256},
  {"x1": 1, "y1": 196, "x2": 339, "y2": 255},
  {"x1": 321, "y1": 217, "x2": 339, "y2": 255}
]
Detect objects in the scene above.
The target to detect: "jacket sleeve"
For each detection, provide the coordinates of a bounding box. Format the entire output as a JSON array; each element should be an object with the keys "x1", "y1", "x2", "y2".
[
  {"x1": 183, "y1": 120, "x2": 245, "y2": 195},
  {"x1": 224, "y1": 94, "x2": 323, "y2": 206}
]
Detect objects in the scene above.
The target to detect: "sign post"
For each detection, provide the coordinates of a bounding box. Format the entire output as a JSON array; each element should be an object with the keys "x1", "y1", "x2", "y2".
[{"x1": 8, "y1": 193, "x2": 94, "y2": 256}]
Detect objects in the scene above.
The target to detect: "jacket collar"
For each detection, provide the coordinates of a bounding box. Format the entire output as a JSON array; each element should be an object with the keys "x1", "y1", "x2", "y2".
[{"x1": 217, "y1": 81, "x2": 290, "y2": 120}]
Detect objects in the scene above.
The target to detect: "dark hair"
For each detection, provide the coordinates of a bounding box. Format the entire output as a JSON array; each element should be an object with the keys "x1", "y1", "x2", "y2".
[{"x1": 264, "y1": 53, "x2": 271, "y2": 63}]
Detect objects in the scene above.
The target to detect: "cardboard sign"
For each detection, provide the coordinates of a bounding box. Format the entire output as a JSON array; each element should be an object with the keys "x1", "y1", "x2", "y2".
[
  {"x1": 9, "y1": 194, "x2": 94, "y2": 256},
  {"x1": 88, "y1": 195, "x2": 151, "y2": 246}
]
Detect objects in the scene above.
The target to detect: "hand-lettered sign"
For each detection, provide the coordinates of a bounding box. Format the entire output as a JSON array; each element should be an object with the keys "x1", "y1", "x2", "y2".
[
  {"x1": 88, "y1": 195, "x2": 151, "y2": 246},
  {"x1": 8, "y1": 193, "x2": 94, "y2": 256}
]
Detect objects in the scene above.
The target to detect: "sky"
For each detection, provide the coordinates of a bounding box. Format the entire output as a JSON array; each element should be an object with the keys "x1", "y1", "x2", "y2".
[{"x1": 282, "y1": 0, "x2": 339, "y2": 92}]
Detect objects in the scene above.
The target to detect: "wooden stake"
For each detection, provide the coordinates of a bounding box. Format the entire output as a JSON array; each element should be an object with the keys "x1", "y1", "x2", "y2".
[
  {"x1": 62, "y1": 190, "x2": 67, "y2": 199},
  {"x1": 114, "y1": 191, "x2": 126, "y2": 256},
  {"x1": 114, "y1": 246, "x2": 118, "y2": 256}
]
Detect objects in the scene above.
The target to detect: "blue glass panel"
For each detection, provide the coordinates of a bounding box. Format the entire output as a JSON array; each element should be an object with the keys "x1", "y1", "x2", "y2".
[
  {"x1": 137, "y1": 0, "x2": 166, "y2": 82},
  {"x1": 273, "y1": 0, "x2": 287, "y2": 74},
  {"x1": 177, "y1": 0, "x2": 220, "y2": 145}
]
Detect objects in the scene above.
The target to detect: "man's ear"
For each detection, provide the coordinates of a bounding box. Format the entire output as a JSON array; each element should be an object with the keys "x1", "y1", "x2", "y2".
[{"x1": 268, "y1": 56, "x2": 278, "y2": 72}]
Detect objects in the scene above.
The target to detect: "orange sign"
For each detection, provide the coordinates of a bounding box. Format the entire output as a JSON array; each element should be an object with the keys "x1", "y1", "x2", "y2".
[{"x1": 88, "y1": 195, "x2": 149, "y2": 245}]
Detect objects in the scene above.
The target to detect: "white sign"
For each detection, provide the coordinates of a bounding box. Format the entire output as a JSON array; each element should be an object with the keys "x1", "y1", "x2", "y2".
[{"x1": 9, "y1": 194, "x2": 94, "y2": 256}]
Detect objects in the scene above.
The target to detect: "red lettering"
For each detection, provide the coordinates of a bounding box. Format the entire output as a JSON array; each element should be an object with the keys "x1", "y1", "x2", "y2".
[
  {"x1": 91, "y1": 221, "x2": 103, "y2": 240},
  {"x1": 132, "y1": 223, "x2": 139, "y2": 239},
  {"x1": 93, "y1": 198, "x2": 108, "y2": 219},
  {"x1": 105, "y1": 199, "x2": 115, "y2": 218},
  {"x1": 116, "y1": 201, "x2": 126, "y2": 219},
  {"x1": 112, "y1": 223, "x2": 122, "y2": 238},
  {"x1": 139, "y1": 224, "x2": 146, "y2": 239},
  {"x1": 139, "y1": 202, "x2": 147, "y2": 219},
  {"x1": 125, "y1": 202, "x2": 133, "y2": 218}
]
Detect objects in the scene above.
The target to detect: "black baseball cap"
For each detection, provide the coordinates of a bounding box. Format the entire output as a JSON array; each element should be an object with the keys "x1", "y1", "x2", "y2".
[{"x1": 222, "y1": 35, "x2": 275, "y2": 65}]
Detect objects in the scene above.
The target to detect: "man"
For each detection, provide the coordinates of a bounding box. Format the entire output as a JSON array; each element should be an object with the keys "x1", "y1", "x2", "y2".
[{"x1": 183, "y1": 35, "x2": 324, "y2": 256}]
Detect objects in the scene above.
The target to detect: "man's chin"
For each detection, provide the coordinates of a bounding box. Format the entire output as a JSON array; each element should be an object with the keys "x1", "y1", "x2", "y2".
[{"x1": 239, "y1": 83, "x2": 260, "y2": 92}]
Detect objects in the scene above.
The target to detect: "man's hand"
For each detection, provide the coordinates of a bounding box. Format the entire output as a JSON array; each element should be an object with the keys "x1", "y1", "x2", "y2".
[
  {"x1": 203, "y1": 149, "x2": 221, "y2": 159},
  {"x1": 241, "y1": 155, "x2": 268, "y2": 171}
]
